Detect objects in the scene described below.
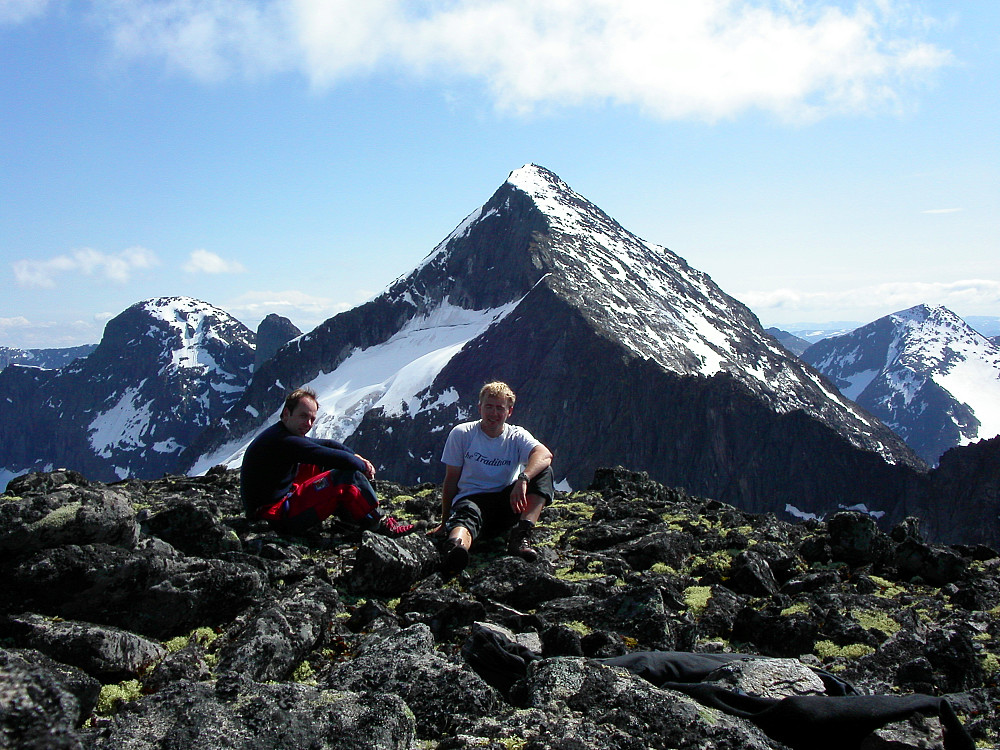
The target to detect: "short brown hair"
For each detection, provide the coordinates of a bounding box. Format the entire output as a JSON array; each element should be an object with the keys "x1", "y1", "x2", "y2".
[
  {"x1": 284, "y1": 387, "x2": 318, "y2": 414},
  {"x1": 479, "y1": 381, "x2": 515, "y2": 406}
]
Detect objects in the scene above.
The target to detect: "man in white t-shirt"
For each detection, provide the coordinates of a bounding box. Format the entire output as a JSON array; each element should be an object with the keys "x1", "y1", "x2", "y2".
[{"x1": 431, "y1": 381, "x2": 554, "y2": 573}]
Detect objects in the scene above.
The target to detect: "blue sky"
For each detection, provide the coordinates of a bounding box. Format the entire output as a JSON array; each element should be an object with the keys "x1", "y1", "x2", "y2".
[{"x1": 2, "y1": 0, "x2": 997, "y2": 349}]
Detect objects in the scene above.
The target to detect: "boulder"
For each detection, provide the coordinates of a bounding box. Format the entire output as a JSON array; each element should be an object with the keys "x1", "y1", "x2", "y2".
[
  {"x1": 323, "y1": 624, "x2": 504, "y2": 739},
  {"x1": 0, "y1": 613, "x2": 167, "y2": 681},
  {"x1": 215, "y1": 579, "x2": 342, "y2": 681},
  {"x1": 81, "y1": 677, "x2": 415, "y2": 750},
  {"x1": 348, "y1": 531, "x2": 440, "y2": 596},
  {"x1": 0, "y1": 647, "x2": 99, "y2": 750},
  {"x1": 0, "y1": 484, "x2": 138, "y2": 557}
]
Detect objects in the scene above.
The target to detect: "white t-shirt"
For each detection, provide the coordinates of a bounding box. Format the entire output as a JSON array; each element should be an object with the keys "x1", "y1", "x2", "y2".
[{"x1": 441, "y1": 420, "x2": 541, "y2": 501}]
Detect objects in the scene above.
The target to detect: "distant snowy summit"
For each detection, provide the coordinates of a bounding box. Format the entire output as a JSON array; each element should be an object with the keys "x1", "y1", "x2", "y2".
[
  {"x1": 0, "y1": 296, "x2": 254, "y2": 484},
  {"x1": 802, "y1": 304, "x2": 1000, "y2": 465}
]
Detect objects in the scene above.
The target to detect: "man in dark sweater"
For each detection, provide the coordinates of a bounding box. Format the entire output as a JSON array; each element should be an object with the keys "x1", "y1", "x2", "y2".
[{"x1": 240, "y1": 387, "x2": 413, "y2": 537}]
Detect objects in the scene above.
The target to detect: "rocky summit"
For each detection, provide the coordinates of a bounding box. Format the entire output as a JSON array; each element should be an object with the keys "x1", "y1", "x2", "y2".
[{"x1": 1, "y1": 466, "x2": 998, "y2": 749}]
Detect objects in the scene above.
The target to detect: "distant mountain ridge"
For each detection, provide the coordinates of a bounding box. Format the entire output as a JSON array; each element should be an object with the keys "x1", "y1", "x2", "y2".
[
  {"x1": 0, "y1": 297, "x2": 254, "y2": 483},
  {"x1": 0, "y1": 344, "x2": 97, "y2": 372},
  {"x1": 801, "y1": 304, "x2": 1000, "y2": 466},
  {"x1": 765, "y1": 327, "x2": 811, "y2": 356}
]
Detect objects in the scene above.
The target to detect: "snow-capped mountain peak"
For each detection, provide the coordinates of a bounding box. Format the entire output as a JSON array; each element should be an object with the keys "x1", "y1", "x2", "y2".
[
  {"x1": 0, "y1": 296, "x2": 255, "y2": 483},
  {"x1": 802, "y1": 303, "x2": 1000, "y2": 465}
]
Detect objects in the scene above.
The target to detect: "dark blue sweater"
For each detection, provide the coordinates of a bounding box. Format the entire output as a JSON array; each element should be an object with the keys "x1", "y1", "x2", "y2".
[{"x1": 239, "y1": 421, "x2": 366, "y2": 518}]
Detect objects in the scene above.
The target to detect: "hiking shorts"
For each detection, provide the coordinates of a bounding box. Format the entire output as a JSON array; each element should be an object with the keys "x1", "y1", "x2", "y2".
[{"x1": 447, "y1": 466, "x2": 555, "y2": 541}]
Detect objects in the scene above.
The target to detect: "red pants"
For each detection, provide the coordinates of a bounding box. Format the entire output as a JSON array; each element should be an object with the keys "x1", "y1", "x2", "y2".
[{"x1": 258, "y1": 464, "x2": 377, "y2": 534}]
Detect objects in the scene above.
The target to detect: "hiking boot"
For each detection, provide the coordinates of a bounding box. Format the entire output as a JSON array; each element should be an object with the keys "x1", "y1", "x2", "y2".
[
  {"x1": 441, "y1": 537, "x2": 470, "y2": 575},
  {"x1": 507, "y1": 520, "x2": 538, "y2": 562},
  {"x1": 376, "y1": 515, "x2": 415, "y2": 537}
]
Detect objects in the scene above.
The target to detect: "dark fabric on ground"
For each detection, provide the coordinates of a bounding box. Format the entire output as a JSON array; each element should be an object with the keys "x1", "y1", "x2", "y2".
[
  {"x1": 461, "y1": 625, "x2": 975, "y2": 750},
  {"x1": 659, "y1": 684, "x2": 974, "y2": 750},
  {"x1": 462, "y1": 624, "x2": 543, "y2": 694},
  {"x1": 600, "y1": 650, "x2": 858, "y2": 696}
]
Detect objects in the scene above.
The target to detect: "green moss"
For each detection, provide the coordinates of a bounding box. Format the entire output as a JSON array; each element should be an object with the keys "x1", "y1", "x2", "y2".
[
  {"x1": 683, "y1": 586, "x2": 713, "y2": 614},
  {"x1": 982, "y1": 652, "x2": 1000, "y2": 676},
  {"x1": 555, "y1": 559, "x2": 608, "y2": 582},
  {"x1": 649, "y1": 562, "x2": 678, "y2": 576},
  {"x1": 563, "y1": 621, "x2": 592, "y2": 637},
  {"x1": 292, "y1": 660, "x2": 316, "y2": 684},
  {"x1": 815, "y1": 640, "x2": 875, "y2": 660},
  {"x1": 868, "y1": 575, "x2": 907, "y2": 598},
  {"x1": 96, "y1": 679, "x2": 142, "y2": 715},
  {"x1": 687, "y1": 550, "x2": 733, "y2": 577},
  {"x1": 780, "y1": 602, "x2": 810, "y2": 617},
  {"x1": 164, "y1": 626, "x2": 218, "y2": 653},
  {"x1": 853, "y1": 609, "x2": 901, "y2": 636}
]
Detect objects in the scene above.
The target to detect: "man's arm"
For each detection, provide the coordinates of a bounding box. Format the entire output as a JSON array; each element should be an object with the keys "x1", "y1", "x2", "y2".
[
  {"x1": 440, "y1": 463, "x2": 463, "y2": 524},
  {"x1": 510, "y1": 444, "x2": 554, "y2": 513},
  {"x1": 286, "y1": 435, "x2": 367, "y2": 475}
]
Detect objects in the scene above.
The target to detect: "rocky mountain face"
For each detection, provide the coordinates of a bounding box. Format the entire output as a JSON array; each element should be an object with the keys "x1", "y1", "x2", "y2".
[
  {"x1": 182, "y1": 164, "x2": 926, "y2": 529},
  {"x1": 1, "y1": 466, "x2": 996, "y2": 749},
  {"x1": 765, "y1": 327, "x2": 811, "y2": 356},
  {"x1": 253, "y1": 313, "x2": 301, "y2": 371},
  {"x1": 0, "y1": 343, "x2": 97, "y2": 372},
  {"x1": 0, "y1": 297, "x2": 254, "y2": 484},
  {"x1": 801, "y1": 304, "x2": 1000, "y2": 466}
]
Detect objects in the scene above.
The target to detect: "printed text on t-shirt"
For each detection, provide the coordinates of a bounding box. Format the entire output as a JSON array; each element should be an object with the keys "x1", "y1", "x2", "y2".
[{"x1": 466, "y1": 452, "x2": 513, "y2": 467}]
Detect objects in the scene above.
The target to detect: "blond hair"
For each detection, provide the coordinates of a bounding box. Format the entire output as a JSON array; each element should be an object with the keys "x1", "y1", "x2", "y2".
[{"x1": 479, "y1": 381, "x2": 516, "y2": 406}]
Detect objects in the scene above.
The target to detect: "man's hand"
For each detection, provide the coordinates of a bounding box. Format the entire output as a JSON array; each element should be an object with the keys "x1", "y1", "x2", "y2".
[
  {"x1": 357, "y1": 455, "x2": 376, "y2": 480},
  {"x1": 426, "y1": 524, "x2": 448, "y2": 539},
  {"x1": 510, "y1": 478, "x2": 529, "y2": 514}
]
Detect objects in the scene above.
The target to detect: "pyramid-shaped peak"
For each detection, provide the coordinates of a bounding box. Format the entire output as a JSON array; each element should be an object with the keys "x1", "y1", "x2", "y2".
[{"x1": 506, "y1": 163, "x2": 564, "y2": 191}]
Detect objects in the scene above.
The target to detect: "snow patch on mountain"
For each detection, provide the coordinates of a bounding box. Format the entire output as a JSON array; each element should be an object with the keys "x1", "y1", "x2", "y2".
[
  {"x1": 144, "y1": 297, "x2": 232, "y2": 375},
  {"x1": 89, "y1": 385, "x2": 154, "y2": 458},
  {"x1": 189, "y1": 300, "x2": 518, "y2": 474}
]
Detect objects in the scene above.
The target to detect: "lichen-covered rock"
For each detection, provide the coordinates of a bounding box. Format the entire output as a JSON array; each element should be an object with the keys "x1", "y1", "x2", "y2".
[
  {"x1": 322, "y1": 624, "x2": 505, "y2": 739},
  {"x1": 0, "y1": 647, "x2": 99, "y2": 750},
  {"x1": 1, "y1": 539, "x2": 268, "y2": 638},
  {"x1": 0, "y1": 484, "x2": 138, "y2": 556},
  {"x1": 142, "y1": 500, "x2": 242, "y2": 557},
  {"x1": 215, "y1": 579, "x2": 342, "y2": 682},
  {"x1": 81, "y1": 677, "x2": 415, "y2": 750},
  {"x1": 0, "y1": 614, "x2": 166, "y2": 681},
  {"x1": 704, "y1": 657, "x2": 827, "y2": 698},
  {"x1": 1, "y1": 466, "x2": 996, "y2": 749},
  {"x1": 348, "y1": 530, "x2": 440, "y2": 596},
  {"x1": 517, "y1": 657, "x2": 784, "y2": 749}
]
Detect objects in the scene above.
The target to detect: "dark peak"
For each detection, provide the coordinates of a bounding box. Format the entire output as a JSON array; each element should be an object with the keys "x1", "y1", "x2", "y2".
[{"x1": 255, "y1": 314, "x2": 302, "y2": 370}]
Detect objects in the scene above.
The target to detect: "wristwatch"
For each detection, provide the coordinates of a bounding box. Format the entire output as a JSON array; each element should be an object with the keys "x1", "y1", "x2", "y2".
[{"x1": 517, "y1": 472, "x2": 529, "y2": 483}]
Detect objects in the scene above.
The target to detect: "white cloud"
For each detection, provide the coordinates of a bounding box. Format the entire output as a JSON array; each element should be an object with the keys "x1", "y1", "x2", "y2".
[
  {"x1": 0, "y1": 315, "x2": 31, "y2": 329},
  {"x1": 83, "y1": 0, "x2": 950, "y2": 121},
  {"x1": 182, "y1": 249, "x2": 247, "y2": 274},
  {"x1": 743, "y1": 279, "x2": 1000, "y2": 321},
  {"x1": 0, "y1": 0, "x2": 49, "y2": 24},
  {"x1": 12, "y1": 246, "x2": 159, "y2": 288},
  {"x1": 224, "y1": 289, "x2": 355, "y2": 330}
]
